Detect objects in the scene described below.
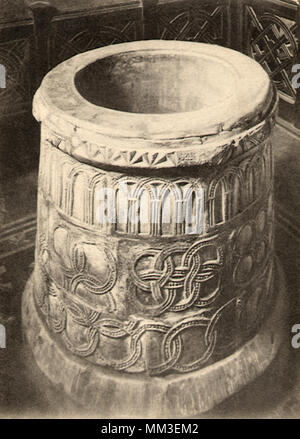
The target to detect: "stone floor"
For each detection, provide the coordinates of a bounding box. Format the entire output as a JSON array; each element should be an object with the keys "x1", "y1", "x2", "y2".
[{"x1": 0, "y1": 123, "x2": 299, "y2": 418}]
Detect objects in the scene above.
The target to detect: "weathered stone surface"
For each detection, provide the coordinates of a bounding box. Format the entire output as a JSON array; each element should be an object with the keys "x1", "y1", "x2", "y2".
[
  {"x1": 33, "y1": 40, "x2": 276, "y2": 168},
  {"x1": 23, "y1": 40, "x2": 284, "y2": 415},
  {"x1": 22, "y1": 261, "x2": 286, "y2": 417}
]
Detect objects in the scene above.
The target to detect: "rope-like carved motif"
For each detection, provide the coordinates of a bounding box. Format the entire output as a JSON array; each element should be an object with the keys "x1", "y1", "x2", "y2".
[{"x1": 131, "y1": 238, "x2": 224, "y2": 316}]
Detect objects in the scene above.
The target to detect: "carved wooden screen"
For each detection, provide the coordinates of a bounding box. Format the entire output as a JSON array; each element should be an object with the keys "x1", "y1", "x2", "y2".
[
  {"x1": 144, "y1": 0, "x2": 230, "y2": 46},
  {"x1": 0, "y1": 22, "x2": 33, "y2": 118},
  {"x1": 50, "y1": 11, "x2": 143, "y2": 66},
  {"x1": 238, "y1": 0, "x2": 300, "y2": 127}
]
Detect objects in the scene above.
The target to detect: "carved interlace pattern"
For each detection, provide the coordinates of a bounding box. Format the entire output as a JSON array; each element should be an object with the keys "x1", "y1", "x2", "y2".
[{"x1": 33, "y1": 197, "x2": 274, "y2": 375}]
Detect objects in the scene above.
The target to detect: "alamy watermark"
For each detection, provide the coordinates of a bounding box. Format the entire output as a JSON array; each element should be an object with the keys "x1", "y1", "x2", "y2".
[
  {"x1": 291, "y1": 324, "x2": 300, "y2": 349},
  {"x1": 0, "y1": 324, "x2": 6, "y2": 349},
  {"x1": 94, "y1": 182, "x2": 204, "y2": 234},
  {"x1": 292, "y1": 64, "x2": 300, "y2": 90},
  {"x1": 0, "y1": 64, "x2": 6, "y2": 89}
]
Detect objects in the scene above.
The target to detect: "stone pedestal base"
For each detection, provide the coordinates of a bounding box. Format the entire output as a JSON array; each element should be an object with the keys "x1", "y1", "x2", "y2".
[{"x1": 22, "y1": 261, "x2": 287, "y2": 418}]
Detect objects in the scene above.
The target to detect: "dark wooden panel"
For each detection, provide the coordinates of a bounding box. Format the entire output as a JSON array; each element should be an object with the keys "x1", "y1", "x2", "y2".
[
  {"x1": 0, "y1": 0, "x2": 31, "y2": 24},
  {"x1": 27, "y1": 0, "x2": 142, "y2": 16},
  {"x1": 0, "y1": 22, "x2": 33, "y2": 118},
  {"x1": 50, "y1": 13, "x2": 143, "y2": 66},
  {"x1": 144, "y1": 0, "x2": 230, "y2": 45},
  {"x1": 242, "y1": 0, "x2": 299, "y2": 127}
]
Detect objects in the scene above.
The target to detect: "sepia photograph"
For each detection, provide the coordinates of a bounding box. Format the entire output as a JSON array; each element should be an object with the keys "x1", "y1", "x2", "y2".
[{"x1": 0, "y1": 0, "x2": 299, "y2": 425}]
